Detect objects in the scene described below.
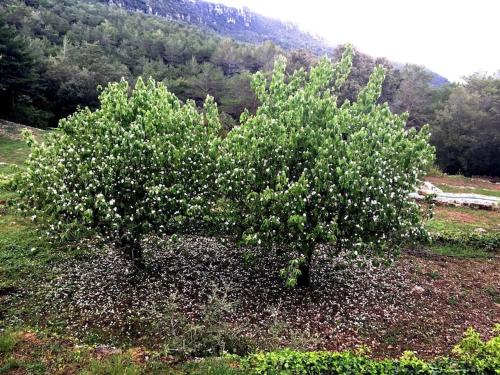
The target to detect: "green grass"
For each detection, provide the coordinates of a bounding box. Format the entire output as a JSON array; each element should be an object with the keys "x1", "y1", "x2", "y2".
[
  {"x1": 82, "y1": 355, "x2": 143, "y2": 375},
  {"x1": 0, "y1": 136, "x2": 30, "y2": 202},
  {"x1": 0, "y1": 211, "x2": 53, "y2": 288},
  {"x1": 427, "y1": 244, "x2": 492, "y2": 258},
  {"x1": 423, "y1": 206, "x2": 500, "y2": 256},
  {"x1": 0, "y1": 156, "x2": 84, "y2": 317},
  {"x1": 0, "y1": 329, "x2": 242, "y2": 375},
  {"x1": 426, "y1": 206, "x2": 500, "y2": 234},
  {"x1": 0, "y1": 330, "x2": 19, "y2": 355},
  {"x1": 0, "y1": 137, "x2": 31, "y2": 165},
  {"x1": 434, "y1": 174, "x2": 494, "y2": 185},
  {"x1": 434, "y1": 183, "x2": 500, "y2": 198}
]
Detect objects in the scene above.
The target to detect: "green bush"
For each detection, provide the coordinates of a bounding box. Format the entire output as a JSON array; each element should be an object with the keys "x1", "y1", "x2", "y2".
[
  {"x1": 18, "y1": 78, "x2": 221, "y2": 265},
  {"x1": 217, "y1": 45, "x2": 434, "y2": 286},
  {"x1": 430, "y1": 230, "x2": 500, "y2": 252},
  {"x1": 19, "y1": 49, "x2": 435, "y2": 287},
  {"x1": 242, "y1": 326, "x2": 500, "y2": 374}
]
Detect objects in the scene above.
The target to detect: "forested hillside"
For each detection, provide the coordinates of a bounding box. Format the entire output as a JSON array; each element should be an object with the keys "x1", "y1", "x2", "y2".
[
  {"x1": 0, "y1": 0, "x2": 499, "y2": 177},
  {"x1": 0, "y1": 0, "x2": 276, "y2": 129},
  {"x1": 100, "y1": 0, "x2": 333, "y2": 54}
]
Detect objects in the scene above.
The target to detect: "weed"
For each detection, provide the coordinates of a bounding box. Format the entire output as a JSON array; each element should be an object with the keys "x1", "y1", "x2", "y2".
[
  {"x1": 81, "y1": 355, "x2": 142, "y2": 375},
  {"x1": 427, "y1": 270, "x2": 441, "y2": 280},
  {"x1": 0, "y1": 330, "x2": 19, "y2": 355},
  {"x1": 381, "y1": 328, "x2": 401, "y2": 345},
  {"x1": 181, "y1": 358, "x2": 243, "y2": 375},
  {"x1": 447, "y1": 295, "x2": 459, "y2": 305},
  {"x1": 483, "y1": 287, "x2": 500, "y2": 304},
  {"x1": 0, "y1": 359, "x2": 21, "y2": 374},
  {"x1": 428, "y1": 244, "x2": 492, "y2": 258}
]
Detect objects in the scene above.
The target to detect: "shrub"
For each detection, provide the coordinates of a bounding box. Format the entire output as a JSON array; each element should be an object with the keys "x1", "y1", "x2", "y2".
[
  {"x1": 452, "y1": 325, "x2": 500, "y2": 373},
  {"x1": 18, "y1": 78, "x2": 221, "y2": 266},
  {"x1": 430, "y1": 230, "x2": 500, "y2": 252},
  {"x1": 0, "y1": 330, "x2": 19, "y2": 355},
  {"x1": 217, "y1": 46, "x2": 434, "y2": 286},
  {"x1": 242, "y1": 327, "x2": 500, "y2": 374},
  {"x1": 19, "y1": 49, "x2": 434, "y2": 286}
]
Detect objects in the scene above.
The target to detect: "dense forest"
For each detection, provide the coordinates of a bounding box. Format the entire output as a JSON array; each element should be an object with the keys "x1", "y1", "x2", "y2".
[{"x1": 0, "y1": 0, "x2": 499, "y2": 177}]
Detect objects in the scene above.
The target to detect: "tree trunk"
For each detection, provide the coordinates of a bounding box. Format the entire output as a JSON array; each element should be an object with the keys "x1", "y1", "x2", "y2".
[
  {"x1": 296, "y1": 244, "x2": 313, "y2": 287},
  {"x1": 6, "y1": 87, "x2": 15, "y2": 113},
  {"x1": 116, "y1": 234, "x2": 145, "y2": 270}
]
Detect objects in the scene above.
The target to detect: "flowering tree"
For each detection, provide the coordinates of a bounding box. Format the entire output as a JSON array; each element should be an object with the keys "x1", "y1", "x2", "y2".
[
  {"x1": 19, "y1": 48, "x2": 433, "y2": 286},
  {"x1": 217, "y1": 46, "x2": 434, "y2": 287},
  {"x1": 19, "y1": 78, "x2": 221, "y2": 267}
]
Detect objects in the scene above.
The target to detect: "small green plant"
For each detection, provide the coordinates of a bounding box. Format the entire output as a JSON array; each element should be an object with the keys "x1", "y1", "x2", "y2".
[
  {"x1": 483, "y1": 287, "x2": 500, "y2": 304},
  {"x1": 161, "y1": 290, "x2": 254, "y2": 358},
  {"x1": 81, "y1": 355, "x2": 142, "y2": 375},
  {"x1": 0, "y1": 358, "x2": 21, "y2": 373},
  {"x1": 182, "y1": 358, "x2": 244, "y2": 375},
  {"x1": 243, "y1": 326, "x2": 500, "y2": 374},
  {"x1": 242, "y1": 251, "x2": 257, "y2": 270},
  {"x1": 0, "y1": 330, "x2": 19, "y2": 355},
  {"x1": 426, "y1": 164, "x2": 445, "y2": 177},
  {"x1": 428, "y1": 270, "x2": 441, "y2": 280},
  {"x1": 381, "y1": 329, "x2": 400, "y2": 345},
  {"x1": 448, "y1": 295, "x2": 459, "y2": 305}
]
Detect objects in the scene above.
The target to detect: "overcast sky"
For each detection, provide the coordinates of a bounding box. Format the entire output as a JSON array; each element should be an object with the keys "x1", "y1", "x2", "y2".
[{"x1": 217, "y1": 0, "x2": 500, "y2": 82}]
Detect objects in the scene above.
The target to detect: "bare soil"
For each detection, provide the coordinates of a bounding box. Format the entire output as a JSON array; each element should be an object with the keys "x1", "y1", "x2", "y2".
[
  {"x1": 0, "y1": 119, "x2": 45, "y2": 141},
  {"x1": 427, "y1": 175, "x2": 500, "y2": 191}
]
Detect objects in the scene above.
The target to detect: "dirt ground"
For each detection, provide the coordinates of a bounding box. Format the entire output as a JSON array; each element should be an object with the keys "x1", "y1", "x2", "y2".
[
  {"x1": 17, "y1": 236, "x2": 498, "y2": 360},
  {"x1": 427, "y1": 175, "x2": 500, "y2": 191},
  {"x1": 361, "y1": 251, "x2": 499, "y2": 358},
  {"x1": 0, "y1": 119, "x2": 46, "y2": 141}
]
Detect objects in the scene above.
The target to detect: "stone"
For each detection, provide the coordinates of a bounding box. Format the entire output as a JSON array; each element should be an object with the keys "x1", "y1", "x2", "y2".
[
  {"x1": 418, "y1": 181, "x2": 443, "y2": 195},
  {"x1": 411, "y1": 285, "x2": 425, "y2": 294}
]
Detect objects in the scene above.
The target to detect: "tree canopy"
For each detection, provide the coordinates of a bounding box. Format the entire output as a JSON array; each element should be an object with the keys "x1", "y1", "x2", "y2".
[
  {"x1": 19, "y1": 78, "x2": 221, "y2": 265},
  {"x1": 217, "y1": 46, "x2": 434, "y2": 286},
  {"x1": 432, "y1": 75, "x2": 500, "y2": 177}
]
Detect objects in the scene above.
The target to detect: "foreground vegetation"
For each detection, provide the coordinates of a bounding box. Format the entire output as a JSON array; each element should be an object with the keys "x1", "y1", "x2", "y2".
[{"x1": 0, "y1": 327, "x2": 498, "y2": 374}]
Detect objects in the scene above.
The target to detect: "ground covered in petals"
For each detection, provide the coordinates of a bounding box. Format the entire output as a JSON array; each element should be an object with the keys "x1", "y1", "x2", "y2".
[{"x1": 5, "y1": 235, "x2": 498, "y2": 359}]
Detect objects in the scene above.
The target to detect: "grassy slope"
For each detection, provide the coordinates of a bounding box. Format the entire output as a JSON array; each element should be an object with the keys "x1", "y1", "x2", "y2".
[
  {"x1": 428, "y1": 206, "x2": 500, "y2": 234},
  {"x1": 0, "y1": 138, "x2": 30, "y2": 166},
  {"x1": 426, "y1": 174, "x2": 500, "y2": 198},
  {"x1": 436, "y1": 184, "x2": 500, "y2": 198}
]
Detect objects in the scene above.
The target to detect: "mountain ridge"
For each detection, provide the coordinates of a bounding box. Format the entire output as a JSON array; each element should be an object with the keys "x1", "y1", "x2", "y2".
[{"x1": 99, "y1": 0, "x2": 335, "y2": 54}]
